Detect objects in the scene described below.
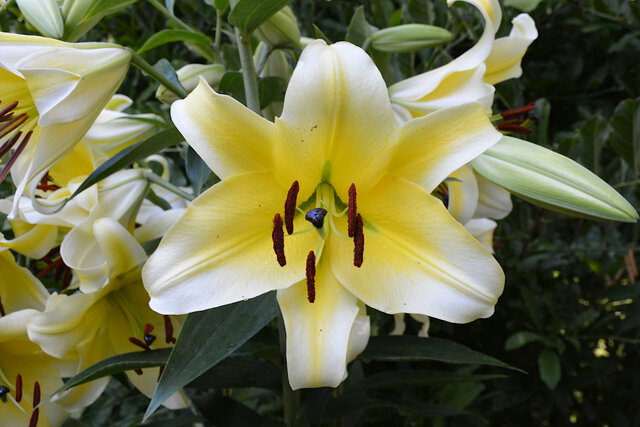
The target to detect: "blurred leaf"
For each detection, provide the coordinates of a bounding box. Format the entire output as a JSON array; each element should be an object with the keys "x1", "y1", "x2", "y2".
[
  {"x1": 151, "y1": 59, "x2": 186, "y2": 95},
  {"x1": 348, "y1": 370, "x2": 506, "y2": 391},
  {"x1": 346, "y1": 6, "x2": 377, "y2": 47},
  {"x1": 504, "y1": 0, "x2": 542, "y2": 12},
  {"x1": 193, "y1": 395, "x2": 266, "y2": 426},
  {"x1": 70, "y1": 127, "x2": 183, "y2": 200},
  {"x1": 505, "y1": 331, "x2": 542, "y2": 351},
  {"x1": 609, "y1": 97, "x2": 640, "y2": 174},
  {"x1": 361, "y1": 336, "x2": 523, "y2": 371},
  {"x1": 312, "y1": 24, "x2": 332, "y2": 43},
  {"x1": 145, "y1": 187, "x2": 171, "y2": 210},
  {"x1": 138, "y1": 30, "x2": 213, "y2": 54},
  {"x1": 218, "y1": 71, "x2": 246, "y2": 104},
  {"x1": 86, "y1": 0, "x2": 138, "y2": 19},
  {"x1": 407, "y1": 0, "x2": 434, "y2": 23},
  {"x1": 228, "y1": 0, "x2": 292, "y2": 34},
  {"x1": 185, "y1": 146, "x2": 211, "y2": 195},
  {"x1": 213, "y1": 0, "x2": 230, "y2": 11},
  {"x1": 538, "y1": 349, "x2": 561, "y2": 389},
  {"x1": 145, "y1": 292, "x2": 279, "y2": 418},
  {"x1": 258, "y1": 76, "x2": 286, "y2": 109},
  {"x1": 188, "y1": 357, "x2": 280, "y2": 390},
  {"x1": 577, "y1": 115, "x2": 608, "y2": 174},
  {"x1": 438, "y1": 381, "x2": 484, "y2": 409},
  {"x1": 165, "y1": 0, "x2": 175, "y2": 14}
]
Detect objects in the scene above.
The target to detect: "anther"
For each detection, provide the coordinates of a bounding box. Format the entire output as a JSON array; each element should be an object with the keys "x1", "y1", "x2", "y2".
[
  {"x1": 353, "y1": 214, "x2": 364, "y2": 268},
  {"x1": 28, "y1": 408, "x2": 39, "y2": 427},
  {"x1": 348, "y1": 184, "x2": 357, "y2": 237},
  {"x1": 497, "y1": 121, "x2": 532, "y2": 135},
  {"x1": 0, "y1": 296, "x2": 5, "y2": 316},
  {"x1": 163, "y1": 315, "x2": 176, "y2": 344},
  {"x1": 272, "y1": 213, "x2": 286, "y2": 267},
  {"x1": 32, "y1": 381, "x2": 40, "y2": 407},
  {"x1": 15, "y1": 374, "x2": 22, "y2": 402},
  {"x1": 0, "y1": 100, "x2": 18, "y2": 121},
  {"x1": 62, "y1": 268, "x2": 72, "y2": 290},
  {"x1": 306, "y1": 251, "x2": 316, "y2": 303},
  {"x1": 0, "y1": 385, "x2": 9, "y2": 402},
  {"x1": 284, "y1": 181, "x2": 299, "y2": 235},
  {"x1": 0, "y1": 130, "x2": 33, "y2": 183},
  {"x1": 134, "y1": 369, "x2": 143, "y2": 375},
  {"x1": 500, "y1": 102, "x2": 536, "y2": 121},
  {"x1": 129, "y1": 337, "x2": 151, "y2": 351},
  {"x1": 305, "y1": 208, "x2": 327, "y2": 229}
]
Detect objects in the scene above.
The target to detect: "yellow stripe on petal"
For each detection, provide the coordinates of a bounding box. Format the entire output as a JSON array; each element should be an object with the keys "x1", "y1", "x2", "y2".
[{"x1": 277, "y1": 257, "x2": 360, "y2": 390}]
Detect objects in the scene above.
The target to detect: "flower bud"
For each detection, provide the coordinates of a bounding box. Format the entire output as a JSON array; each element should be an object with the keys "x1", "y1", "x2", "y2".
[
  {"x1": 472, "y1": 136, "x2": 638, "y2": 222},
  {"x1": 156, "y1": 64, "x2": 225, "y2": 104},
  {"x1": 369, "y1": 24, "x2": 453, "y2": 53},
  {"x1": 254, "y1": 6, "x2": 301, "y2": 48},
  {"x1": 16, "y1": 0, "x2": 65, "y2": 39}
]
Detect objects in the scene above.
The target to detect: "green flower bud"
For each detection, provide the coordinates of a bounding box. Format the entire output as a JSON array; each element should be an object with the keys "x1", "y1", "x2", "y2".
[
  {"x1": 254, "y1": 6, "x2": 301, "y2": 48},
  {"x1": 156, "y1": 64, "x2": 225, "y2": 104},
  {"x1": 472, "y1": 136, "x2": 638, "y2": 222},
  {"x1": 16, "y1": 0, "x2": 65, "y2": 39},
  {"x1": 369, "y1": 24, "x2": 453, "y2": 53}
]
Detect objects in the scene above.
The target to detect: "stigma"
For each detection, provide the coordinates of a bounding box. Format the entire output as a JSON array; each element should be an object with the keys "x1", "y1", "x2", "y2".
[{"x1": 305, "y1": 208, "x2": 327, "y2": 228}]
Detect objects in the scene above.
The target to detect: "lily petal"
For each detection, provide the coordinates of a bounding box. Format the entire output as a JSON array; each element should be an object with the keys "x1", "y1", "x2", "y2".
[
  {"x1": 473, "y1": 172, "x2": 513, "y2": 219},
  {"x1": 447, "y1": 165, "x2": 479, "y2": 225},
  {"x1": 93, "y1": 218, "x2": 147, "y2": 277},
  {"x1": 0, "y1": 220, "x2": 58, "y2": 259},
  {"x1": 143, "y1": 171, "x2": 317, "y2": 315},
  {"x1": 464, "y1": 218, "x2": 497, "y2": 253},
  {"x1": 274, "y1": 40, "x2": 398, "y2": 199},
  {"x1": 0, "y1": 251, "x2": 48, "y2": 313},
  {"x1": 386, "y1": 103, "x2": 501, "y2": 193},
  {"x1": 277, "y1": 257, "x2": 360, "y2": 389},
  {"x1": 331, "y1": 176, "x2": 504, "y2": 323},
  {"x1": 170, "y1": 78, "x2": 276, "y2": 178}
]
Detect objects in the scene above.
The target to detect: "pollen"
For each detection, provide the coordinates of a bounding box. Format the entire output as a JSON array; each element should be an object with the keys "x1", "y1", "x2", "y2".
[
  {"x1": 284, "y1": 181, "x2": 299, "y2": 235},
  {"x1": 354, "y1": 214, "x2": 364, "y2": 268},
  {"x1": 348, "y1": 184, "x2": 357, "y2": 237},
  {"x1": 306, "y1": 251, "x2": 316, "y2": 303},
  {"x1": 272, "y1": 213, "x2": 286, "y2": 267}
]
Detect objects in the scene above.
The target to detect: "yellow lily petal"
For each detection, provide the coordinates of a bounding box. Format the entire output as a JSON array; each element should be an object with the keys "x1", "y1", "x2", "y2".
[
  {"x1": 447, "y1": 165, "x2": 479, "y2": 225},
  {"x1": 0, "y1": 251, "x2": 48, "y2": 313},
  {"x1": 277, "y1": 256, "x2": 360, "y2": 389},
  {"x1": 93, "y1": 218, "x2": 147, "y2": 278},
  {"x1": 346, "y1": 302, "x2": 370, "y2": 363},
  {"x1": 274, "y1": 40, "x2": 398, "y2": 199},
  {"x1": 0, "y1": 220, "x2": 58, "y2": 259},
  {"x1": 331, "y1": 176, "x2": 504, "y2": 323},
  {"x1": 143, "y1": 171, "x2": 317, "y2": 315},
  {"x1": 386, "y1": 103, "x2": 501, "y2": 192},
  {"x1": 170, "y1": 78, "x2": 276, "y2": 179}
]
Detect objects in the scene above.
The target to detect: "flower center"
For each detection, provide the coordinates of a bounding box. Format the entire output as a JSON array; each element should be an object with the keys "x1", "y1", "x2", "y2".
[
  {"x1": 271, "y1": 181, "x2": 365, "y2": 303},
  {"x1": 0, "y1": 99, "x2": 36, "y2": 184}
]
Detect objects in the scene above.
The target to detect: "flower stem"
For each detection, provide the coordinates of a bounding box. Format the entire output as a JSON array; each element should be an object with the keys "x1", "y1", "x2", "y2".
[
  {"x1": 143, "y1": 172, "x2": 195, "y2": 201},
  {"x1": 147, "y1": 0, "x2": 192, "y2": 31},
  {"x1": 278, "y1": 313, "x2": 299, "y2": 426},
  {"x1": 234, "y1": 28, "x2": 262, "y2": 115},
  {"x1": 128, "y1": 49, "x2": 188, "y2": 99}
]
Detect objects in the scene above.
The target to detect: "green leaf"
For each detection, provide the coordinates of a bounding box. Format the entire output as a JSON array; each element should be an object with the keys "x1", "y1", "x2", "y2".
[
  {"x1": 312, "y1": 24, "x2": 332, "y2": 43},
  {"x1": 360, "y1": 336, "x2": 523, "y2": 372},
  {"x1": 348, "y1": 370, "x2": 506, "y2": 391},
  {"x1": 346, "y1": 6, "x2": 377, "y2": 47},
  {"x1": 86, "y1": 0, "x2": 138, "y2": 19},
  {"x1": 609, "y1": 97, "x2": 640, "y2": 175},
  {"x1": 185, "y1": 146, "x2": 211, "y2": 195},
  {"x1": 228, "y1": 0, "x2": 292, "y2": 35},
  {"x1": 213, "y1": 0, "x2": 230, "y2": 11},
  {"x1": 258, "y1": 76, "x2": 286, "y2": 109},
  {"x1": 151, "y1": 59, "x2": 186, "y2": 95},
  {"x1": 577, "y1": 115, "x2": 608, "y2": 174},
  {"x1": 505, "y1": 331, "x2": 542, "y2": 351},
  {"x1": 138, "y1": 29, "x2": 213, "y2": 54},
  {"x1": 538, "y1": 348, "x2": 561, "y2": 389},
  {"x1": 504, "y1": 0, "x2": 542, "y2": 12},
  {"x1": 69, "y1": 127, "x2": 183, "y2": 200},
  {"x1": 193, "y1": 395, "x2": 266, "y2": 425},
  {"x1": 49, "y1": 349, "x2": 170, "y2": 398},
  {"x1": 472, "y1": 136, "x2": 639, "y2": 222},
  {"x1": 188, "y1": 357, "x2": 280, "y2": 390},
  {"x1": 218, "y1": 71, "x2": 246, "y2": 104},
  {"x1": 144, "y1": 292, "x2": 279, "y2": 419}
]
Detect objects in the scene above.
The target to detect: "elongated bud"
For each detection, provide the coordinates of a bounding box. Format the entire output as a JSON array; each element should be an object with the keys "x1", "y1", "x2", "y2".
[
  {"x1": 369, "y1": 24, "x2": 452, "y2": 53},
  {"x1": 255, "y1": 6, "x2": 301, "y2": 48},
  {"x1": 157, "y1": 64, "x2": 225, "y2": 104},
  {"x1": 472, "y1": 136, "x2": 639, "y2": 222}
]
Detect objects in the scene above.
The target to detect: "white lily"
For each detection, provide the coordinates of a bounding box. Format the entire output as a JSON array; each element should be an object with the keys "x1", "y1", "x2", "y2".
[{"x1": 15, "y1": 0, "x2": 65, "y2": 39}]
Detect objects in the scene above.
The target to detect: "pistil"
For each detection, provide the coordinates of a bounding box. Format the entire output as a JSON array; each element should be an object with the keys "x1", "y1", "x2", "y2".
[
  {"x1": 306, "y1": 251, "x2": 316, "y2": 303},
  {"x1": 284, "y1": 181, "x2": 299, "y2": 235}
]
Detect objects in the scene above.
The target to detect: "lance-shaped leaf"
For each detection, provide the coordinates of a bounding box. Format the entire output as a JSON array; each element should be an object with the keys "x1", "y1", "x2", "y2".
[{"x1": 472, "y1": 136, "x2": 638, "y2": 222}]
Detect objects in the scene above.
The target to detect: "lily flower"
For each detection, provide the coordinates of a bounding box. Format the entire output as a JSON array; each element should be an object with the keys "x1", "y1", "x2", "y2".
[
  {"x1": 0, "y1": 32, "x2": 131, "y2": 215},
  {"x1": 143, "y1": 40, "x2": 504, "y2": 389},
  {"x1": 27, "y1": 218, "x2": 189, "y2": 410}
]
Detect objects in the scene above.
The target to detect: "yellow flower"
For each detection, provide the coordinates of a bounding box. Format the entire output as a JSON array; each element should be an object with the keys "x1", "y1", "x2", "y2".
[{"x1": 143, "y1": 40, "x2": 504, "y2": 389}]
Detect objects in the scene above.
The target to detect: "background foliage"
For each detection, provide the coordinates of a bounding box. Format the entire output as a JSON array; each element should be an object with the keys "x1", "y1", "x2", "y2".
[{"x1": 2, "y1": 0, "x2": 640, "y2": 425}]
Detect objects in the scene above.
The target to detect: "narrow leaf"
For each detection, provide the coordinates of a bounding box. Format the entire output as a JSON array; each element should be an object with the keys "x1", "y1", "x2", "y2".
[
  {"x1": 504, "y1": 331, "x2": 542, "y2": 351},
  {"x1": 346, "y1": 6, "x2": 377, "y2": 47},
  {"x1": 138, "y1": 30, "x2": 213, "y2": 54},
  {"x1": 538, "y1": 348, "x2": 561, "y2": 389},
  {"x1": 609, "y1": 97, "x2": 640, "y2": 174},
  {"x1": 228, "y1": 0, "x2": 292, "y2": 34},
  {"x1": 145, "y1": 292, "x2": 279, "y2": 419},
  {"x1": 348, "y1": 370, "x2": 506, "y2": 391},
  {"x1": 86, "y1": 0, "x2": 138, "y2": 19}
]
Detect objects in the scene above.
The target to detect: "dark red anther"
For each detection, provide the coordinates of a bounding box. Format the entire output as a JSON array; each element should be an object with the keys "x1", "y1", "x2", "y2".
[
  {"x1": 348, "y1": 184, "x2": 357, "y2": 237},
  {"x1": 497, "y1": 121, "x2": 533, "y2": 135},
  {"x1": 129, "y1": 337, "x2": 151, "y2": 351},
  {"x1": 306, "y1": 251, "x2": 316, "y2": 303},
  {"x1": 353, "y1": 214, "x2": 364, "y2": 268},
  {"x1": 134, "y1": 369, "x2": 143, "y2": 375},
  {"x1": 62, "y1": 268, "x2": 72, "y2": 291},
  {"x1": 158, "y1": 365, "x2": 165, "y2": 381},
  {"x1": 39, "y1": 257, "x2": 63, "y2": 278},
  {"x1": 500, "y1": 102, "x2": 536, "y2": 121},
  {"x1": 272, "y1": 213, "x2": 286, "y2": 267},
  {"x1": 54, "y1": 262, "x2": 65, "y2": 283},
  {"x1": 0, "y1": 130, "x2": 32, "y2": 183},
  {"x1": 163, "y1": 315, "x2": 176, "y2": 344},
  {"x1": 0, "y1": 296, "x2": 5, "y2": 316},
  {"x1": 28, "y1": 408, "x2": 39, "y2": 427},
  {"x1": 0, "y1": 113, "x2": 28, "y2": 140},
  {"x1": 0, "y1": 129, "x2": 22, "y2": 159},
  {"x1": 15, "y1": 374, "x2": 22, "y2": 402},
  {"x1": 284, "y1": 181, "x2": 299, "y2": 235},
  {"x1": 0, "y1": 100, "x2": 18, "y2": 121},
  {"x1": 32, "y1": 381, "x2": 40, "y2": 407},
  {"x1": 144, "y1": 323, "x2": 154, "y2": 335}
]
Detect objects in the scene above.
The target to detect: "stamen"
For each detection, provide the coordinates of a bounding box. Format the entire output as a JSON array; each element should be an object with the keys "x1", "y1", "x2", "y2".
[
  {"x1": 28, "y1": 408, "x2": 39, "y2": 427},
  {"x1": 497, "y1": 121, "x2": 532, "y2": 135},
  {"x1": 353, "y1": 214, "x2": 364, "y2": 268},
  {"x1": 15, "y1": 374, "x2": 22, "y2": 403},
  {"x1": 0, "y1": 296, "x2": 5, "y2": 316},
  {"x1": 305, "y1": 208, "x2": 328, "y2": 229},
  {"x1": 62, "y1": 268, "x2": 72, "y2": 290},
  {"x1": 0, "y1": 100, "x2": 18, "y2": 121},
  {"x1": 306, "y1": 251, "x2": 316, "y2": 303},
  {"x1": 500, "y1": 102, "x2": 536, "y2": 120},
  {"x1": 0, "y1": 129, "x2": 22, "y2": 159},
  {"x1": 129, "y1": 337, "x2": 151, "y2": 351},
  {"x1": 348, "y1": 184, "x2": 357, "y2": 237},
  {"x1": 284, "y1": 181, "x2": 299, "y2": 235},
  {"x1": 163, "y1": 315, "x2": 176, "y2": 344},
  {"x1": 134, "y1": 369, "x2": 143, "y2": 375},
  {"x1": 0, "y1": 130, "x2": 32, "y2": 183},
  {"x1": 0, "y1": 113, "x2": 28, "y2": 140},
  {"x1": 38, "y1": 257, "x2": 64, "y2": 278},
  {"x1": 32, "y1": 381, "x2": 40, "y2": 407},
  {"x1": 272, "y1": 213, "x2": 286, "y2": 267},
  {"x1": 144, "y1": 323, "x2": 154, "y2": 335}
]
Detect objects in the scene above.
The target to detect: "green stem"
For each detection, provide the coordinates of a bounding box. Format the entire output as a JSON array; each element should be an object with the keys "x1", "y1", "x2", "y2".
[
  {"x1": 214, "y1": 11, "x2": 223, "y2": 53},
  {"x1": 143, "y1": 172, "x2": 195, "y2": 201},
  {"x1": 148, "y1": 0, "x2": 192, "y2": 31},
  {"x1": 129, "y1": 49, "x2": 187, "y2": 99},
  {"x1": 278, "y1": 313, "x2": 299, "y2": 427},
  {"x1": 235, "y1": 28, "x2": 262, "y2": 114}
]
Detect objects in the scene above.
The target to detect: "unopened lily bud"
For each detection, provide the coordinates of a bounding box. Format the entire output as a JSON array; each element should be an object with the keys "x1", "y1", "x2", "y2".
[
  {"x1": 369, "y1": 24, "x2": 453, "y2": 53},
  {"x1": 254, "y1": 6, "x2": 301, "y2": 48},
  {"x1": 472, "y1": 136, "x2": 638, "y2": 222},
  {"x1": 16, "y1": 0, "x2": 65, "y2": 39},
  {"x1": 156, "y1": 64, "x2": 225, "y2": 104}
]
